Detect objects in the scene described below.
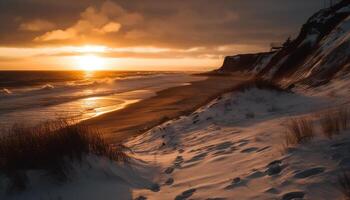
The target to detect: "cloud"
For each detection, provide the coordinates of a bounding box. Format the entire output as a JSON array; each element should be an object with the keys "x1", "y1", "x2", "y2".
[
  {"x1": 99, "y1": 22, "x2": 121, "y2": 33},
  {"x1": 19, "y1": 19, "x2": 56, "y2": 31},
  {"x1": 0, "y1": 0, "x2": 324, "y2": 54},
  {"x1": 0, "y1": 43, "x2": 267, "y2": 61},
  {"x1": 34, "y1": 0, "x2": 140, "y2": 42},
  {"x1": 35, "y1": 29, "x2": 77, "y2": 41}
]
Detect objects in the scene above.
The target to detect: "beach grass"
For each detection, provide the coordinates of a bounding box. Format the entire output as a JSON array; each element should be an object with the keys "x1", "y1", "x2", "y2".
[
  {"x1": 284, "y1": 117, "x2": 315, "y2": 146},
  {"x1": 0, "y1": 120, "x2": 130, "y2": 191},
  {"x1": 320, "y1": 107, "x2": 349, "y2": 139}
]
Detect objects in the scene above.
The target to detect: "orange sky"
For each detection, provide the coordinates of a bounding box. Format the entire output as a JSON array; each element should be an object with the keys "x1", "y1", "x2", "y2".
[
  {"x1": 0, "y1": 0, "x2": 323, "y2": 71},
  {"x1": 0, "y1": 45, "x2": 266, "y2": 71}
]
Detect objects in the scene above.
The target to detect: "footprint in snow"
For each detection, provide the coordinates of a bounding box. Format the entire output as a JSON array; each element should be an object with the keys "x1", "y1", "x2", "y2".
[
  {"x1": 213, "y1": 150, "x2": 227, "y2": 156},
  {"x1": 266, "y1": 160, "x2": 283, "y2": 176},
  {"x1": 185, "y1": 152, "x2": 207, "y2": 163},
  {"x1": 174, "y1": 188, "x2": 196, "y2": 200},
  {"x1": 165, "y1": 178, "x2": 174, "y2": 185},
  {"x1": 213, "y1": 148, "x2": 237, "y2": 156},
  {"x1": 213, "y1": 145, "x2": 238, "y2": 156},
  {"x1": 174, "y1": 156, "x2": 184, "y2": 168},
  {"x1": 293, "y1": 167, "x2": 325, "y2": 179},
  {"x1": 224, "y1": 177, "x2": 247, "y2": 189},
  {"x1": 264, "y1": 187, "x2": 279, "y2": 194},
  {"x1": 257, "y1": 146, "x2": 271, "y2": 152},
  {"x1": 213, "y1": 141, "x2": 234, "y2": 151},
  {"x1": 240, "y1": 147, "x2": 259, "y2": 153},
  {"x1": 149, "y1": 183, "x2": 160, "y2": 192},
  {"x1": 165, "y1": 167, "x2": 174, "y2": 174},
  {"x1": 246, "y1": 170, "x2": 265, "y2": 179},
  {"x1": 237, "y1": 139, "x2": 250, "y2": 147},
  {"x1": 135, "y1": 196, "x2": 147, "y2": 200},
  {"x1": 281, "y1": 191, "x2": 305, "y2": 200}
]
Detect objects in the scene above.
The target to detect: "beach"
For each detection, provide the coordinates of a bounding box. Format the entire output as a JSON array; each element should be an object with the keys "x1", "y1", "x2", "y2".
[
  {"x1": 2, "y1": 1, "x2": 350, "y2": 199},
  {"x1": 85, "y1": 75, "x2": 250, "y2": 143},
  {"x1": 0, "y1": 71, "x2": 205, "y2": 129}
]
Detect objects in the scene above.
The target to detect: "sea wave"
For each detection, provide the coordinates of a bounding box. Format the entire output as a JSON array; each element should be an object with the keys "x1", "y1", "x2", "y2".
[
  {"x1": 0, "y1": 88, "x2": 12, "y2": 96},
  {"x1": 40, "y1": 84, "x2": 55, "y2": 90},
  {"x1": 0, "y1": 73, "x2": 187, "y2": 109}
]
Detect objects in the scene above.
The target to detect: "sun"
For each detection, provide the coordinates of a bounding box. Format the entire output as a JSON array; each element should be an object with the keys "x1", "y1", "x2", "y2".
[{"x1": 75, "y1": 55, "x2": 106, "y2": 71}]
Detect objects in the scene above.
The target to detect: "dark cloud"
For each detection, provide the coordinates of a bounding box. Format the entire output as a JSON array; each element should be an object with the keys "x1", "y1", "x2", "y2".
[{"x1": 0, "y1": 0, "x2": 324, "y2": 51}]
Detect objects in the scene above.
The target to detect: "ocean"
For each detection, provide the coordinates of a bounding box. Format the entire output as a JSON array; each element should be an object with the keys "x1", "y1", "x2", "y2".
[{"x1": 0, "y1": 71, "x2": 204, "y2": 128}]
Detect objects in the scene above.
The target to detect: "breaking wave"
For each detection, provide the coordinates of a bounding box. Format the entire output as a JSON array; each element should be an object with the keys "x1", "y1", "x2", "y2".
[{"x1": 0, "y1": 88, "x2": 12, "y2": 96}]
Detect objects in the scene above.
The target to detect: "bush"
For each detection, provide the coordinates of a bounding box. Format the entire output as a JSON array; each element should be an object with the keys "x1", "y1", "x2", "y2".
[
  {"x1": 320, "y1": 107, "x2": 349, "y2": 139},
  {"x1": 0, "y1": 120, "x2": 130, "y2": 191},
  {"x1": 284, "y1": 118, "x2": 315, "y2": 146}
]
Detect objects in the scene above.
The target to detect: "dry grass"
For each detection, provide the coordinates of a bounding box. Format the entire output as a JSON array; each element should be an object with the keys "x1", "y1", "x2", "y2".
[
  {"x1": 339, "y1": 107, "x2": 350, "y2": 130},
  {"x1": 320, "y1": 107, "x2": 349, "y2": 139},
  {"x1": 233, "y1": 79, "x2": 286, "y2": 93},
  {"x1": 284, "y1": 118, "x2": 315, "y2": 146},
  {"x1": 0, "y1": 120, "x2": 130, "y2": 192},
  {"x1": 339, "y1": 171, "x2": 350, "y2": 200}
]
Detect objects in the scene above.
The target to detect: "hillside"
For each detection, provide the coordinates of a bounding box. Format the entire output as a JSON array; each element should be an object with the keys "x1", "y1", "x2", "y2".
[{"x1": 217, "y1": 0, "x2": 350, "y2": 87}]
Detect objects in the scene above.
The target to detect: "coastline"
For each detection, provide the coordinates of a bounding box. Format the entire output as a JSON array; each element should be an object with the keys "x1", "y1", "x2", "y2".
[
  {"x1": 84, "y1": 75, "x2": 250, "y2": 143},
  {"x1": 0, "y1": 72, "x2": 204, "y2": 129}
]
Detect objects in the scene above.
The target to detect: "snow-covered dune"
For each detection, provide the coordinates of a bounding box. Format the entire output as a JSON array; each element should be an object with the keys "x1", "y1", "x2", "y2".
[
  {"x1": 125, "y1": 76, "x2": 350, "y2": 200},
  {"x1": 2, "y1": 75, "x2": 350, "y2": 200}
]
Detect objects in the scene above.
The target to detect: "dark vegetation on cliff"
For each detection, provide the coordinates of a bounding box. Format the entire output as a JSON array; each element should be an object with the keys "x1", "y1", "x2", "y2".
[{"x1": 217, "y1": 0, "x2": 350, "y2": 87}]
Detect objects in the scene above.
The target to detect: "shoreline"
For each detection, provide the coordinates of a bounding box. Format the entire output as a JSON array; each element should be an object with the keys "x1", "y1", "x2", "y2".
[
  {"x1": 78, "y1": 75, "x2": 207, "y2": 123},
  {"x1": 84, "y1": 75, "x2": 250, "y2": 143},
  {"x1": 0, "y1": 73, "x2": 204, "y2": 129}
]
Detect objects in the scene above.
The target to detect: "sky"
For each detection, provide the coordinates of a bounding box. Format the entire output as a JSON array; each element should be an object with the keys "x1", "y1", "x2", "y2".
[{"x1": 0, "y1": 0, "x2": 325, "y2": 71}]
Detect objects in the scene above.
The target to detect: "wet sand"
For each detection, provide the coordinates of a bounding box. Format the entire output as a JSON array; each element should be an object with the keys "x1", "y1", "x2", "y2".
[{"x1": 85, "y1": 75, "x2": 249, "y2": 143}]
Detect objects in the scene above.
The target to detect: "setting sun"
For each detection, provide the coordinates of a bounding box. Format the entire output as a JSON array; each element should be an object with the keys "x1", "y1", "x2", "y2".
[
  {"x1": 75, "y1": 55, "x2": 106, "y2": 71},
  {"x1": 1, "y1": 0, "x2": 348, "y2": 199}
]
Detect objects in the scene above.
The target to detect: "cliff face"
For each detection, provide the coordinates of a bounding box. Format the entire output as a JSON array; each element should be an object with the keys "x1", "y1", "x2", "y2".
[
  {"x1": 218, "y1": 0, "x2": 350, "y2": 86},
  {"x1": 218, "y1": 52, "x2": 276, "y2": 74}
]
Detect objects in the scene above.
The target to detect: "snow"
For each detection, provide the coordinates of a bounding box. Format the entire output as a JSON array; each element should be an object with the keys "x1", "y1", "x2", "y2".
[
  {"x1": 251, "y1": 52, "x2": 276, "y2": 74},
  {"x1": 1, "y1": 5, "x2": 350, "y2": 198},
  {"x1": 293, "y1": 16, "x2": 350, "y2": 84},
  {"x1": 337, "y1": 5, "x2": 350, "y2": 13},
  {"x1": 1, "y1": 75, "x2": 350, "y2": 199},
  {"x1": 0, "y1": 156, "x2": 158, "y2": 200},
  {"x1": 299, "y1": 29, "x2": 320, "y2": 47},
  {"x1": 125, "y1": 78, "x2": 349, "y2": 200}
]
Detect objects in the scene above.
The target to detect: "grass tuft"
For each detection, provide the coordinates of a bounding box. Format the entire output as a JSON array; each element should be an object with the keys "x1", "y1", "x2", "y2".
[
  {"x1": 339, "y1": 170, "x2": 350, "y2": 200},
  {"x1": 320, "y1": 107, "x2": 349, "y2": 139},
  {"x1": 0, "y1": 120, "x2": 130, "y2": 192},
  {"x1": 284, "y1": 117, "x2": 315, "y2": 146},
  {"x1": 232, "y1": 78, "x2": 287, "y2": 93}
]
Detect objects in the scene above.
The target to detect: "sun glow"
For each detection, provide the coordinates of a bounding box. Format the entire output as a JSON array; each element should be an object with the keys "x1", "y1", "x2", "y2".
[
  {"x1": 75, "y1": 45, "x2": 107, "y2": 53},
  {"x1": 75, "y1": 55, "x2": 106, "y2": 71}
]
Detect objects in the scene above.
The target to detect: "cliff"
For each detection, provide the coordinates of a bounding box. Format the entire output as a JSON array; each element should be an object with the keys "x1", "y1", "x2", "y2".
[{"x1": 218, "y1": 0, "x2": 350, "y2": 86}]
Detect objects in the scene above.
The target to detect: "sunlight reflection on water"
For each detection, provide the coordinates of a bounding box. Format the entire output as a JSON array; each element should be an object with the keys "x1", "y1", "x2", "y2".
[{"x1": 0, "y1": 73, "x2": 206, "y2": 129}]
